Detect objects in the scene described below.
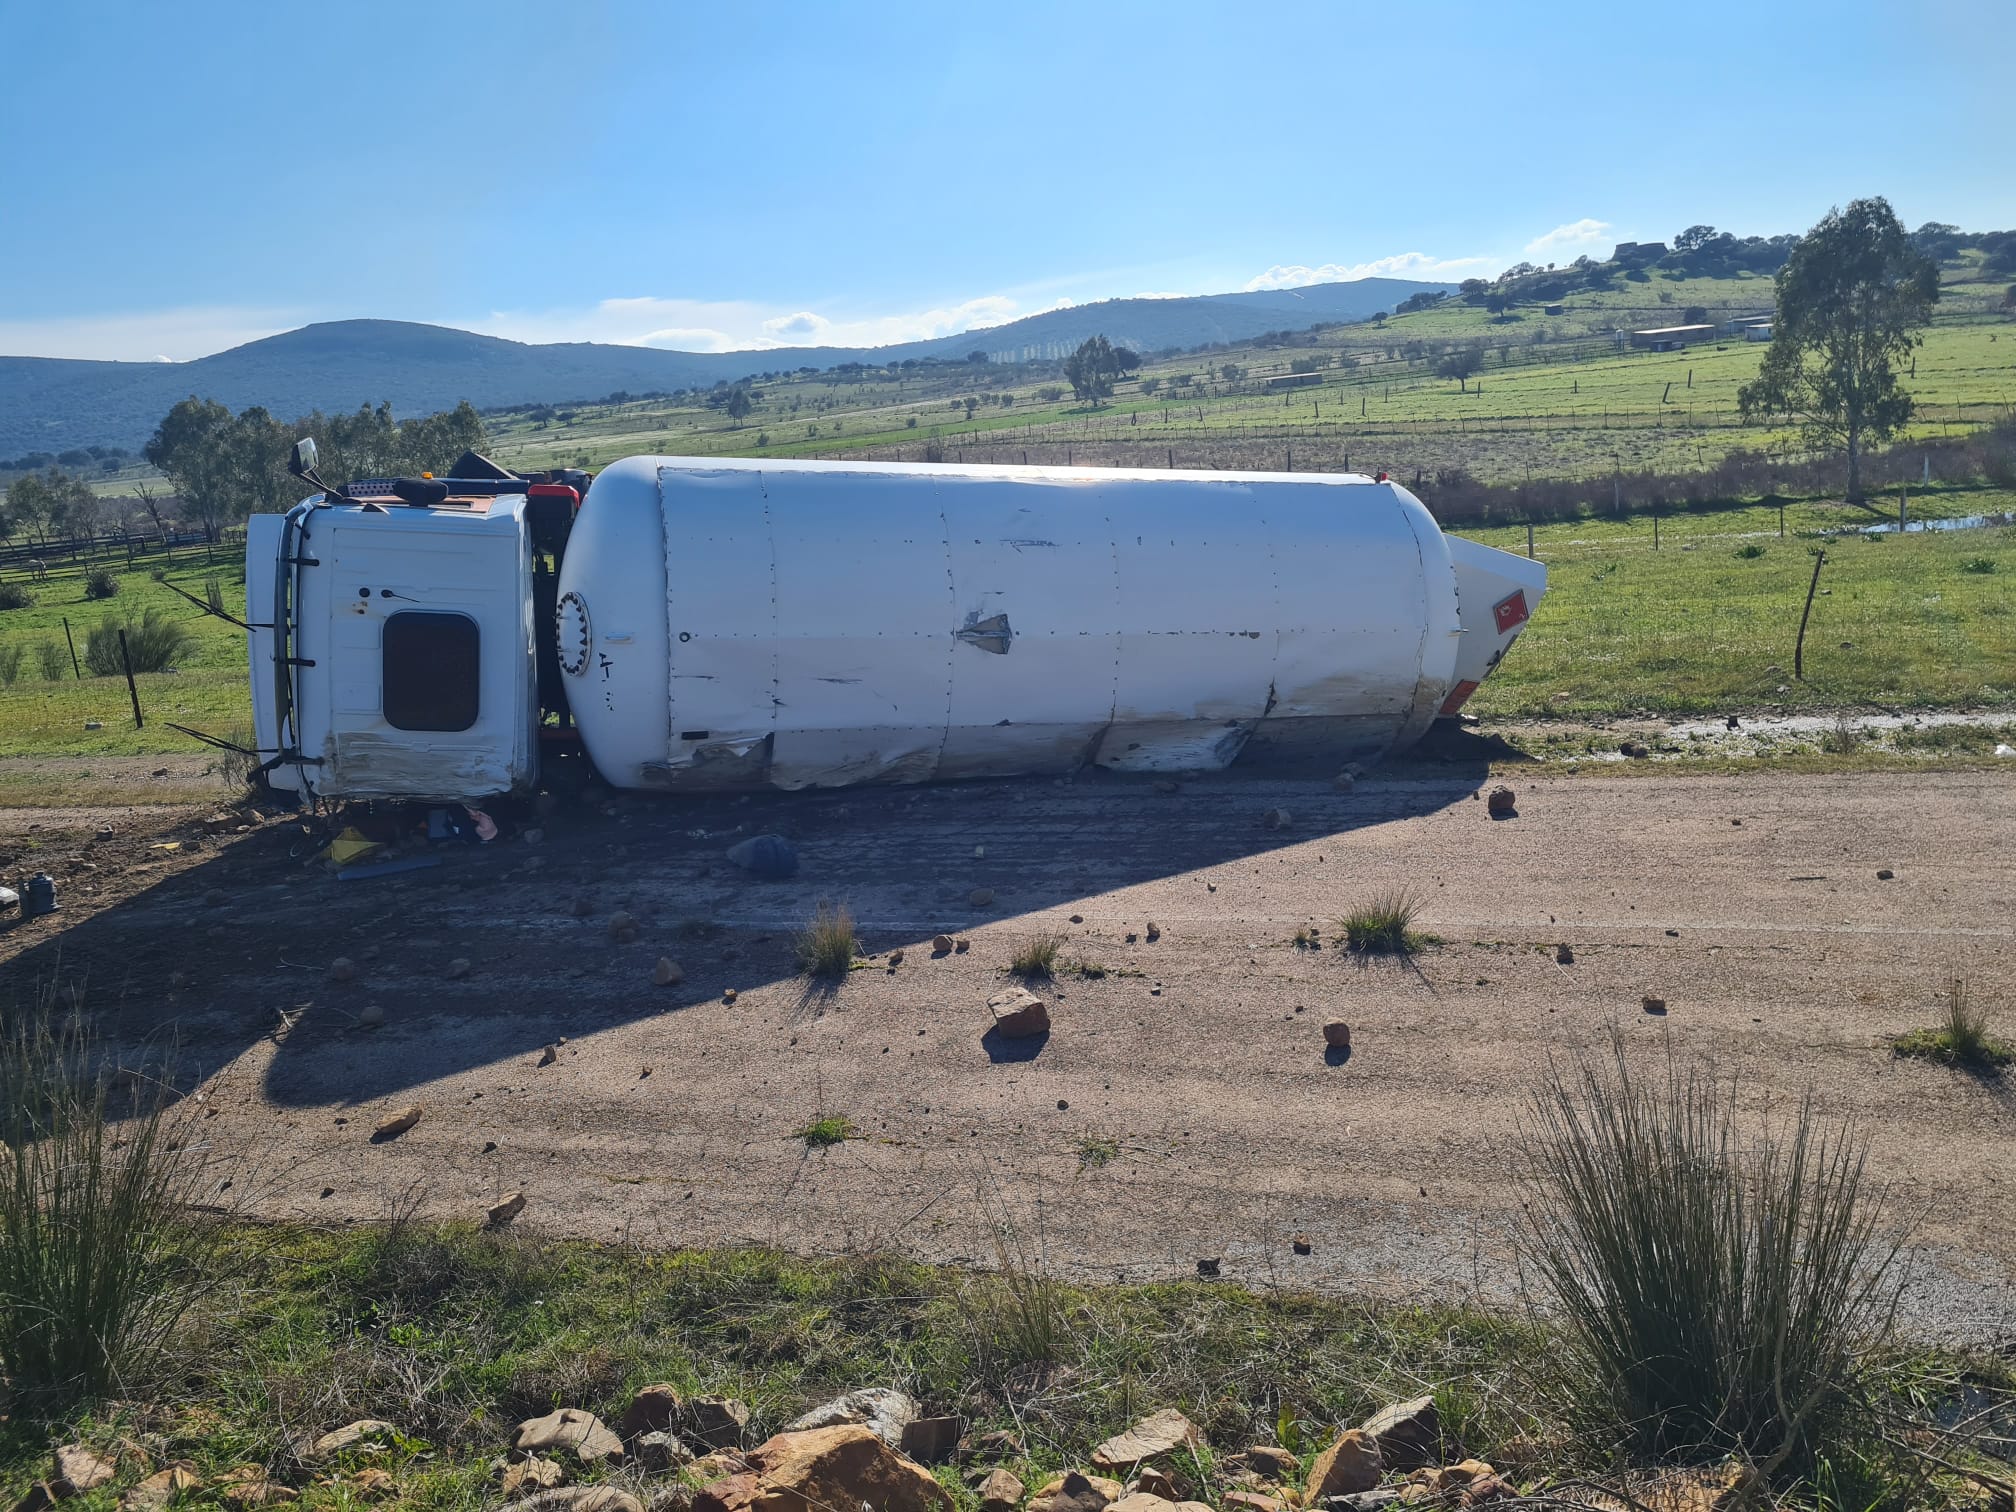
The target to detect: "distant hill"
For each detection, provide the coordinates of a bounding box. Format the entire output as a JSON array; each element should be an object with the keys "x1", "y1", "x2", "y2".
[{"x1": 0, "y1": 277, "x2": 1450, "y2": 457}]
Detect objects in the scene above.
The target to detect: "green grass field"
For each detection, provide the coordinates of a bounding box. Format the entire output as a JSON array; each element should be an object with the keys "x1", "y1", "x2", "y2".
[
  {"x1": 474, "y1": 263, "x2": 2015, "y2": 490},
  {"x1": 1458, "y1": 488, "x2": 2016, "y2": 717},
  {"x1": 0, "y1": 545, "x2": 251, "y2": 759}
]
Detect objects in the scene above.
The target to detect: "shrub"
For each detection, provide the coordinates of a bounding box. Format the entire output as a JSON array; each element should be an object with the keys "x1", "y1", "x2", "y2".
[
  {"x1": 0, "y1": 992, "x2": 222, "y2": 1407},
  {"x1": 83, "y1": 609, "x2": 193, "y2": 676},
  {"x1": 1518, "y1": 1037, "x2": 1898, "y2": 1475},
  {"x1": 1735, "y1": 542, "x2": 1766, "y2": 559},
  {"x1": 793, "y1": 901, "x2": 857, "y2": 978},
  {"x1": 36, "y1": 640, "x2": 67, "y2": 680},
  {"x1": 83, "y1": 568, "x2": 119, "y2": 600},
  {"x1": 0, "y1": 581, "x2": 33, "y2": 611},
  {"x1": 1340, "y1": 889, "x2": 1426, "y2": 953},
  {"x1": 1961, "y1": 555, "x2": 1996, "y2": 574},
  {"x1": 1892, "y1": 978, "x2": 2011, "y2": 1068},
  {"x1": 0, "y1": 643, "x2": 22, "y2": 685}
]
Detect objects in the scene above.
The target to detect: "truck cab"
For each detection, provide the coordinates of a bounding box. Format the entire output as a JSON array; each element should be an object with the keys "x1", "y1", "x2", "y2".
[{"x1": 247, "y1": 453, "x2": 582, "y2": 804}]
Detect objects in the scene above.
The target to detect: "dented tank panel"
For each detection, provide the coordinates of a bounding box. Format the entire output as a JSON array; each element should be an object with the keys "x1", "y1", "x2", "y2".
[{"x1": 559, "y1": 457, "x2": 1541, "y2": 792}]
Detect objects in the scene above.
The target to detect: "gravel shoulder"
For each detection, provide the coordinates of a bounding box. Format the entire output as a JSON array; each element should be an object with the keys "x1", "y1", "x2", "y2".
[{"x1": 4, "y1": 766, "x2": 2011, "y2": 1344}]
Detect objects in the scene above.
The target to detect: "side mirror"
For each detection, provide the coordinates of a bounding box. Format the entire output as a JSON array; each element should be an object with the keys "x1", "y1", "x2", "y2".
[{"x1": 289, "y1": 437, "x2": 319, "y2": 477}]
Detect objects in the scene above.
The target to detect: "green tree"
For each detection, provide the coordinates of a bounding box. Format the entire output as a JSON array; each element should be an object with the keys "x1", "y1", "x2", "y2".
[
  {"x1": 144, "y1": 398, "x2": 239, "y2": 541},
  {"x1": 1738, "y1": 198, "x2": 1939, "y2": 504},
  {"x1": 724, "y1": 387, "x2": 754, "y2": 427},
  {"x1": 1436, "y1": 349, "x2": 1482, "y2": 390},
  {"x1": 1063, "y1": 335, "x2": 1122, "y2": 404},
  {"x1": 0, "y1": 469, "x2": 96, "y2": 542}
]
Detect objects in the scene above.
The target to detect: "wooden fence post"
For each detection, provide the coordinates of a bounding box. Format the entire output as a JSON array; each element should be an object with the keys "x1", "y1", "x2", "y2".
[
  {"x1": 119, "y1": 629, "x2": 143, "y2": 728},
  {"x1": 62, "y1": 617, "x2": 80, "y2": 679},
  {"x1": 1794, "y1": 551, "x2": 1827, "y2": 681}
]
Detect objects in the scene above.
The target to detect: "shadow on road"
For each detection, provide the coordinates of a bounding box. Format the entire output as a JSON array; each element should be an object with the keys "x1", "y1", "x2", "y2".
[{"x1": 3, "y1": 733, "x2": 1504, "y2": 1109}]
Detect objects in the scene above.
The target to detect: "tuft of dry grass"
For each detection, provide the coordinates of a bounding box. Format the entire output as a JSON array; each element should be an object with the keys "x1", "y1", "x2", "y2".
[
  {"x1": 1892, "y1": 978, "x2": 2010, "y2": 1069},
  {"x1": 794, "y1": 901, "x2": 858, "y2": 978},
  {"x1": 1518, "y1": 1034, "x2": 1901, "y2": 1477},
  {"x1": 1009, "y1": 932, "x2": 1064, "y2": 980},
  {"x1": 1339, "y1": 889, "x2": 1427, "y2": 953}
]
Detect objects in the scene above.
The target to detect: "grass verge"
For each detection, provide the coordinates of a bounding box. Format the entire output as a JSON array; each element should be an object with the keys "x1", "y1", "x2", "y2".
[{"x1": 0, "y1": 1223, "x2": 2001, "y2": 1512}]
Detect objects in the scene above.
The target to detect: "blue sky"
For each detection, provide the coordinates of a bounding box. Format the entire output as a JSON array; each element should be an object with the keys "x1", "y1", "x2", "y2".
[{"x1": 1, "y1": 0, "x2": 2009, "y2": 362}]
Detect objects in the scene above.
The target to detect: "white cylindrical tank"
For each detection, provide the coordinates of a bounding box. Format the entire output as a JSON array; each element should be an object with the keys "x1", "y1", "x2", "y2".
[{"x1": 556, "y1": 457, "x2": 1536, "y2": 791}]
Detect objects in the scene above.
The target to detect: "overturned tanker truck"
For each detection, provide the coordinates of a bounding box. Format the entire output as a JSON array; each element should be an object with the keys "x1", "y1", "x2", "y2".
[{"x1": 246, "y1": 448, "x2": 1544, "y2": 802}]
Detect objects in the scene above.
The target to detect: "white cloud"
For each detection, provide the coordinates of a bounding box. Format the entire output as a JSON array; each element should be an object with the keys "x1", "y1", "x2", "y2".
[
  {"x1": 1523, "y1": 218, "x2": 1612, "y2": 258},
  {"x1": 0, "y1": 306, "x2": 302, "y2": 362},
  {"x1": 1242, "y1": 252, "x2": 1494, "y2": 291}
]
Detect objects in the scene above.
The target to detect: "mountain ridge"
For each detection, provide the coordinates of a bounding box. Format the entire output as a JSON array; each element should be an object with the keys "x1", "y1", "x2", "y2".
[{"x1": 0, "y1": 276, "x2": 1451, "y2": 457}]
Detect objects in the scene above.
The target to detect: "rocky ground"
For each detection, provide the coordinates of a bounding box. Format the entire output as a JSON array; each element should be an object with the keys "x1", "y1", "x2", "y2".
[{"x1": 2, "y1": 758, "x2": 2012, "y2": 1345}]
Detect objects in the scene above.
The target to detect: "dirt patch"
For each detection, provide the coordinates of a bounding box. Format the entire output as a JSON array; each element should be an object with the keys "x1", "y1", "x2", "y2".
[{"x1": 4, "y1": 767, "x2": 2011, "y2": 1343}]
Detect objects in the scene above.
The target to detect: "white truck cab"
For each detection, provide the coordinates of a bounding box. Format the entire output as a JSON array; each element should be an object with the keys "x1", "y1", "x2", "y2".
[{"x1": 247, "y1": 448, "x2": 580, "y2": 802}]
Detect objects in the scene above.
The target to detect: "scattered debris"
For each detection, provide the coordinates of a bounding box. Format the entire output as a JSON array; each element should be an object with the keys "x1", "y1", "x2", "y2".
[
  {"x1": 537, "y1": 1045, "x2": 559, "y2": 1067},
  {"x1": 1243, "y1": 1445, "x2": 1300, "y2": 1478},
  {"x1": 1555, "y1": 944, "x2": 1574, "y2": 965},
  {"x1": 307, "y1": 1421, "x2": 398, "y2": 1460},
  {"x1": 487, "y1": 1191, "x2": 527, "y2": 1228},
  {"x1": 356, "y1": 1004, "x2": 386, "y2": 1028},
  {"x1": 371, "y1": 1106, "x2": 422, "y2": 1141},
  {"x1": 1876, "y1": 868, "x2": 1894, "y2": 880},
  {"x1": 1332, "y1": 771, "x2": 1356, "y2": 792},
  {"x1": 608, "y1": 1385, "x2": 680, "y2": 1443},
  {"x1": 1486, "y1": 787, "x2": 1516, "y2": 818},
  {"x1": 1291, "y1": 1236, "x2": 1312, "y2": 1256},
  {"x1": 977, "y1": 1468, "x2": 1025, "y2": 1512},
  {"x1": 1262, "y1": 807, "x2": 1291, "y2": 831},
  {"x1": 693, "y1": 1425, "x2": 949, "y2": 1512},
  {"x1": 51, "y1": 1445, "x2": 117, "y2": 1497},
  {"x1": 499, "y1": 1459, "x2": 565, "y2": 1497},
  {"x1": 1642, "y1": 996, "x2": 1668, "y2": 1016},
  {"x1": 931, "y1": 934, "x2": 956, "y2": 955},
  {"x1": 722, "y1": 988, "x2": 739, "y2": 1004},
  {"x1": 1145, "y1": 922, "x2": 1161, "y2": 942},
  {"x1": 900, "y1": 1417, "x2": 961, "y2": 1465},
  {"x1": 1091, "y1": 1409, "x2": 1203, "y2": 1470},
  {"x1": 686, "y1": 1397, "x2": 752, "y2": 1449},
  {"x1": 607, "y1": 912, "x2": 638, "y2": 944},
  {"x1": 121, "y1": 1463, "x2": 201, "y2": 1512},
  {"x1": 327, "y1": 957, "x2": 357, "y2": 984},
  {"x1": 632, "y1": 1429, "x2": 691, "y2": 1472},
  {"x1": 514, "y1": 1408, "x2": 624, "y2": 1464},
  {"x1": 1196, "y1": 1257, "x2": 1221, "y2": 1278},
  {"x1": 1620, "y1": 741, "x2": 1651, "y2": 759},
  {"x1": 446, "y1": 957, "x2": 472, "y2": 980},
  {"x1": 652, "y1": 957, "x2": 684, "y2": 986},
  {"x1": 1029, "y1": 1472, "x2": 1125, "y2": 1512},
  {"x1": 1359, "y1": 1395, "x2": 1440, "y2": 1470},
  {"x1": 726, "y1": 833, "x2": 799, "y2": 878},
  {"x1": 1305, "y1": 1428, "x2": 1383, "y2": 1501},
  {"x1": 987, "y1": 987, "x2": 1050, "y2": 1038},
  {"x1": 786, "y1": 1388, "x2": 919, "y2": 1448},
  {"x1": 970, "y1": 888, "x2": 996, "y2": 907},
  {"x1": 1323, "y1": 1020, "x2": 1352, "y2": 1051}
]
